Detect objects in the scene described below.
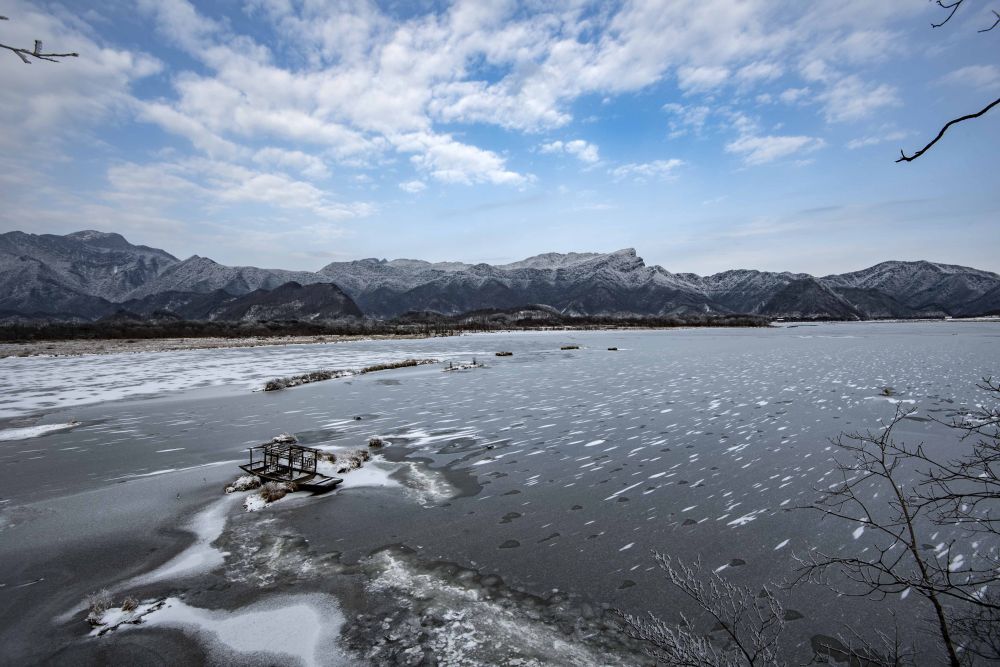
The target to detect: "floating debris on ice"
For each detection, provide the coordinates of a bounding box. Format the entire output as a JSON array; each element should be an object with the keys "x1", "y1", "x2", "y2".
[
  {"x1": 263, "y1": 358, "x2": 437, "y2": 391},
  {"x1": 443, "y1": 359, "x2": 486, "y2": 371}
]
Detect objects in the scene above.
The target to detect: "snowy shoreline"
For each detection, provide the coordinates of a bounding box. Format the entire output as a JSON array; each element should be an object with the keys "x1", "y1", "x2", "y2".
[{"x1": 0, "y1": 332, "x2": 438, "y2": 359}]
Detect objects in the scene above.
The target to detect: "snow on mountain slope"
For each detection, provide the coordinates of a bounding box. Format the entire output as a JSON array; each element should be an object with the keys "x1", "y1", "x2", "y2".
[
  {"x1": 124, "y1": 256, "x2": 332, "y2": 300},
  {"x1": 0, "y1": 230, "x2": 177, "y2": 303}
]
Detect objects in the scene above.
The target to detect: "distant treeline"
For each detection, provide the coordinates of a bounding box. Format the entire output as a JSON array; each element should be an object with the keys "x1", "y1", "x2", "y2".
[{"x1": 0, "y1": 310, "x2": 771, "y2": 342}]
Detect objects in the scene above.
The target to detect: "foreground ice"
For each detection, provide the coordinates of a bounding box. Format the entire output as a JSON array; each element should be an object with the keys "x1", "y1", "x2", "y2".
[{"x1": 92, "y1": 594, "x2": 347, "y2": 666}]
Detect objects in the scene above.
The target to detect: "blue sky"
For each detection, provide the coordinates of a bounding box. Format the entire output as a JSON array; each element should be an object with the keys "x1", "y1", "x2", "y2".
[{"x1": 0, "y1": 0, "x2": 997, "y2": 275}]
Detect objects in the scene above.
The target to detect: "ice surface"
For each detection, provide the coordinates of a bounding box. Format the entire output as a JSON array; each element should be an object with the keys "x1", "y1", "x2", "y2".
[
  {"x1": 95, "y1": 595, "x2": 346, "y2": 666},
  {"x1": 136, "y1": 496, "x2": 237, "y2": 584}
]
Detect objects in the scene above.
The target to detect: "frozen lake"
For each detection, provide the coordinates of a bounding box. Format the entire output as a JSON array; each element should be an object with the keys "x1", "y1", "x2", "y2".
[{"x1": 0, "y1": 322, "x2": 997, "y2": 664}]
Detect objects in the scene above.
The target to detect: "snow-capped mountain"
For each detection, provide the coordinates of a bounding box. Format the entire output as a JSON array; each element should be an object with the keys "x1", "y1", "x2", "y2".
[
  {"x1": 123, "y1": 255, "x2": 331, "y2": 300},
  {"x1": 321, "y1": 248, "x2": 720, "y2": 317},
  {"x1": 2, "y1": 230, "x2": 998, "y2": 321},
  {"x1": 822, "y1": 260, "x2": 1000, "y2": 315}
]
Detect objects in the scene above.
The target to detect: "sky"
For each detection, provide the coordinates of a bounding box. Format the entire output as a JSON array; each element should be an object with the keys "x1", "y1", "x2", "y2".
[{"x1": 0, "y1": 0, "x2": 997, "y2": 276}]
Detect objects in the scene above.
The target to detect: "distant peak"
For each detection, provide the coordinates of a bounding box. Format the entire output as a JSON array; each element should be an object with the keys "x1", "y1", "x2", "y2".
[
  {"x1": 66, "y1": 230, "x2": 127, "y2": 244},
  {"x1": 183, "y1": 255, "x2": 219, "y2": 265}
]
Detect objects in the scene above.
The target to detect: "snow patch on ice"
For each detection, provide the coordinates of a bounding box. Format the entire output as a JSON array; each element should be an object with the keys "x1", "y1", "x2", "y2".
[
  {"x1": 93, "y1": 595, "x2": 346, "y2": 667},
  {"x1": 0, "y1": 421, "x2": 79, "y2": 441},
  {"x1": 135, "y1": 496, "x2": 237, "y2": 585}
]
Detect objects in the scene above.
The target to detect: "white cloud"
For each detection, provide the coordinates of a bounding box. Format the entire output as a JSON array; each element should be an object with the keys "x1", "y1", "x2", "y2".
[
  {"x1": 399, "y1": 132, "x2": 527, "y2": 186},
  {"x1": 105, "y1": 158, "x2": 373, "y2": 221},
  {"x1": 725, "y1": 134, "x2": 825, "y2": 165},
  {"x1": 779, "y1": 87, "x2": 810, "y2": 104},
  {"x1": 800, "y1": 58, "x2": 898, "y2": 122},
  {"x1": 138, "y1": 101, "x2": 243, "y2": 158},
  {"x1": 0, "y1": 0, "x2": 948, "y2": 215},
  {"x1": 539, "y1": 139, "x2": 600, "y2": 163},
  {"x1": 253, "y1": 148, "x2": 330, "y2": 180},
  {"x1": 940, "y1": 65, "x2": 1000, "y2": 92},
  {"x1": 846, "y1": 131, "x2": 907, "y2": 150},
  {"x1": 818, "y1": 75, "x2": 898, "y2": 123},
  {"x1": 736, "y1": 61, "x2": 783, "y2": 84},
  {"x1": 678, "y1": 65, "x2": 730, "y2": 93},
  {"x1": 399, "y1": 180, "x2": 427, "y2": 193},
  {"x1": 122, "y1": 0, "x2": 922, "y2": 189},
  {"x1": 663, "y1": 103, "x2": 712, "y2": 137},
  {"x1": 611, "y1": 159, "x2": 684, "y2": 181}
]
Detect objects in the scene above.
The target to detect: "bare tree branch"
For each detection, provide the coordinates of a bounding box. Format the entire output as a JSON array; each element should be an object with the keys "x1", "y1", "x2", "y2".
[
  {"x1": 931, "y1": 0, "x2": 966, "y2": 28},
  {"x1": 898, "y1": 1, "x2": 1000, "y2": 162},
  {"x1": 980, "y1": 10, "x2": 1000, "y2": 32},
  {"x1": 897, "y1": 96, "x2": 1000, "y2": 162},
  {"x1": 793, "y1": 408, "x2": 962, "y2": 665},
  {"x1": 0, "y1": 16, "x2": 79, "y2": 64}
]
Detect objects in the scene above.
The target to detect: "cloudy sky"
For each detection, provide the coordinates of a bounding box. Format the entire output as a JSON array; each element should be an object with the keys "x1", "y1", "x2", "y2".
[{"x1": 0, "y1": 0, "x2": 997, "y2": 275}]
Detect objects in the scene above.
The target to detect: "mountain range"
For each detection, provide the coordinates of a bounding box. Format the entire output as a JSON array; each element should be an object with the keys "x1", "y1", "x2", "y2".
[{"x1": 1, "y1": 230, "x2": 998, "y2": 322}]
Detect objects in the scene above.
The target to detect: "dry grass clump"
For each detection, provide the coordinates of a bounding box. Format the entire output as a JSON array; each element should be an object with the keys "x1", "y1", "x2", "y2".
[
  {"x1": 368, "y1": 436, "x2": 385, "y2": 449},
  {"x1": 260, "y1": 481, "x2": 297, "y2": 503},
  {"x1": 120, "y1": 597, "x2": 139, "y2": 612},
  {"x1": 495, "y1": 351, "x2": 513, "y2": 357},
  {"x1": 320, "y1": 451, "x2": 337, "y2": 463},
  {"x1": 85, "y1": 589, "x2": 113, "y2": 624},
  {"x1": 337, "y1": 448, "x2": 371, "y2": 474},
  {"x1": 560, "y1": 345, "x2": 579, "y2": 350},
  {"x1": 225, "y1": 474, "x2": 262, "y2": 493}
]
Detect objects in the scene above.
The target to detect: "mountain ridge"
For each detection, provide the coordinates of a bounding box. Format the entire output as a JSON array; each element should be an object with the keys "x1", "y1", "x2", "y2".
[{"x1": 2, "y1": 230, "x2": 998, "y2": 322}]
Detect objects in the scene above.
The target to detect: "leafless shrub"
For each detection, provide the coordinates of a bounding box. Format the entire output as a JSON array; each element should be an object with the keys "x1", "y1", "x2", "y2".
[
  {"x1": 792, "y1": 379, "x2": 1000, "y2": 665},
  {"x1": 368, "y1": 436, "x2": 385, "y2": 449},
  {"x1": 616, "y1": 554, "x2": 785, "y2": 666}
]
